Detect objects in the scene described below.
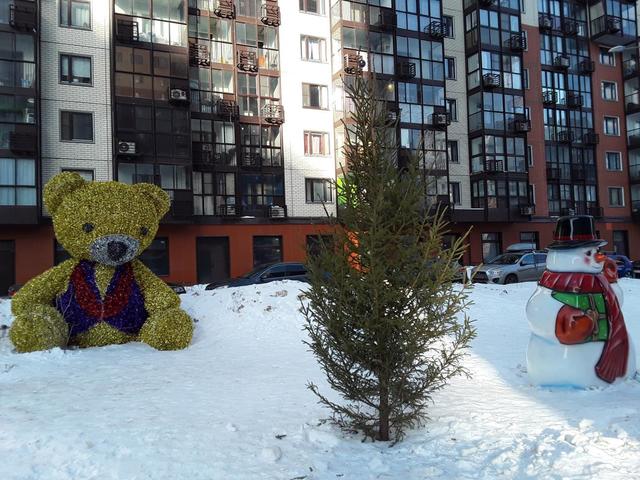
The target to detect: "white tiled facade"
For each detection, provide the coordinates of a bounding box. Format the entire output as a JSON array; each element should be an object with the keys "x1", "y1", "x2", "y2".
[
  {"x1": 39, "y1": 0, "x2": 113, "y2": 215},
  {"x1": 279, "y1": 2, "x2": 337, "y2": 218}
]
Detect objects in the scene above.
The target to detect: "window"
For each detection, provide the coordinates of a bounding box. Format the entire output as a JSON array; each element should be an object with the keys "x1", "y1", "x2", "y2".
[
  {"x1": 449, "y1": 182, "x2": 461, "y2": 205},
  {"x1": 61, "y1": 111, "x2": 93, "y2": 142},
  {"x1": 300, "y1": 35, "x2": 327, "y2": 63},
  {"x1": 601, "y1": 81, "x2": 618, "y2": 101},
  {"x1": 192, "y1": 171, "x2": 214, "y2": 216},
  {"x1": 60, "y1": 54, "x2": 91, "y2": 85},
  {"x1": 604, "y1": 116, "x2": 620, "y2": 136},
  {"x1": 447, "y1": 140, "x2": 459, "y2": 163},
  {"x1": 302, "y1": 83, "x2": 328, "y2": 109},
  {"x1": 445, "y1": 57, "x2": 456, "y2": 80},
  {"x1": 609, "y1": 187, "x2": 624, "y2": 207},
  {"x1": 0, "y1": 158, "x2": 36, "y2": 206},
  {"x1": 520, "y1": 231, "x2": 539, "y2": 249},
  {"x1": 60, "y1": 0, "x2": 91, "y2": 29},
  {"x1": 523, "y1": 68, "x2": 529, "y2": 89},
  {"x1": 446, "y1": 98, "x2": 457, "y2": 121},
  {"x1": 62, "y1": 168, "x2": 94, "y2": 181},
  {"x1": 606, "y1": 152, "x2": 622, "y2": 171},
  {"x1": 527, "y1": 145, "x2": 533, "y2": 167},
  {"x1": 305, "y1": 178, "x2": 332, "y2": 203},
  {"x1": 139, "y1": 238, "x2": 169, "y2": 276},
  {"x1": 481, "y1": 233, "x2": 501, "y2": 262},
  {"x1": 442, "y1": 15, "x2": 454, "y2": 38},
  {"x1": 253, "y1": 236, "x2": 282, "y2": 267},
  {"x1": 599, "y1": 48, "x2": 615, "y2": 66},
  {"x1": 299, "y1": 0, "x2": 325, "y2": 15},
  {"x1": 304, "y1": 131, "x2": 329, "y2": 156},
  {"x1": 613, "y1": 230, "x2": 629, "y2": 256}
]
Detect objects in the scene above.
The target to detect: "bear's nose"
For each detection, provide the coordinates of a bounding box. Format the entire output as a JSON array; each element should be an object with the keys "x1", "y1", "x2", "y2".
[{"x1": 107, "y1": 241, "x2": 128, "y2": 261}]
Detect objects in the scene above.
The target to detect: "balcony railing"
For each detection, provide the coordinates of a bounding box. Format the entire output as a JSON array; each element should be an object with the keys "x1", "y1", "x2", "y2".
[
  {"x1": 482, "y1": 73, "x2": 501, "y2": 88},
  {"x1": 397, "y1": 61, "x2": 416, "y2": 79},
  {"x1": 262, "y1": 104, "x2": 284, "y2": 124},
  {"x1": 486, "y1": 159, "x2": 504, "y2": 172},
  {"x1": 562, "y1": 18, "x2": 578, "y2": 36},
  {"x1": 505, "y1": 32, "x2": 527, "y2": 51},
  {"x1": 542, "y1": 90, "x2": 558, "y2": 105},
  {"x1": 424, "y1": 20, "x2": 447, "y2": 39},
  {"x1": 213, "y1": 0, "x2": 235, "y2": 19},
  {"x1": 216, "y1": 99, "x2": 239, "y2": 119},
  {"x1": 261, "y1": 1, "x2": 280, "y2": 27},
  {"x1": 237, "y1": 49, "x2": 258, "y2": 72}
]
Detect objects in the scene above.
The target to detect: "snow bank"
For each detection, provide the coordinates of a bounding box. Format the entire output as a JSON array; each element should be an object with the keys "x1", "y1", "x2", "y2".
[{"x1": 1, "y1": 280, "x2": 640, "y2": 479}]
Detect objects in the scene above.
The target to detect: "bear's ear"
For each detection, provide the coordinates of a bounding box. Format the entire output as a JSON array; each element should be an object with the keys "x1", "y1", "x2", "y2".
[
  {"x1": 44, "y1": 172, "x2": 86, "y2": 215},
  {"x1": 132, "y1": 183, "x2": 171, "y2": 217}
]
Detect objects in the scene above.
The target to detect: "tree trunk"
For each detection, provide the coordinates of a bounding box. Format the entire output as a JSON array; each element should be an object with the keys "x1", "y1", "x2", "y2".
[{"x1": 378, "y1": 378, "x2": 390, "y2": 441}]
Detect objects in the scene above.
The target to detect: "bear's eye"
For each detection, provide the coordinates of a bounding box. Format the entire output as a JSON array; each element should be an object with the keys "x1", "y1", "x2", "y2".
[
  {"x1": 82, "y1": 223, "x2": 94, "y2": 233},
  {"x1": 140, "y1": 226, "x2": 149, "y2": 236}
]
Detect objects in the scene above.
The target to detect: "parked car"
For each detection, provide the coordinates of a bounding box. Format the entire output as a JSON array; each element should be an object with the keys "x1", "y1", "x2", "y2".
[
  {"x1": 633, "y1": 260, "x2": 640, "y2": 279},
  {"x1": 167, "y1": 283, "x2": 187, "y2": 295},
  {"x1": 473, "y1": 251, "x2": 547, "y2": 284},
  {"x1": 606, "y1": 254, "x2": 633, "y2": 278},
  {"x1": 1, "y1": 284, "x2": 21, "y2": 299},
  {"x1": 205, "y1": 262, "x2": 308, "y2": 290}
]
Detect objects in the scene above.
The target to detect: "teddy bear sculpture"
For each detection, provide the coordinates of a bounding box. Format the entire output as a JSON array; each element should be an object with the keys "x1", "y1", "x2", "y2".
[{"x1": 9, "y1": 172, "x2": 193, "y2": 352}]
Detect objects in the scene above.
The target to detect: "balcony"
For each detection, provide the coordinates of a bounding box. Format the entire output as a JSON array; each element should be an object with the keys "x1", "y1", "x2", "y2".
[
  {"x1": 9, "y1": 1, "x2": 37, "y2": 31},
  {"x1": 189, "y1": 43, "x2": 210, "y2": 67},
  {"x1": 260, "y1": 1, "x2": 280, "y2": 27},
  {"x1": 237, "y1": 49, "x2": 258, "y2": 72},
  {"x1": 482, "y1": 73, "x2": 501, "y2": 88},
  {"x1": 505, "y1": 32, "x2": 527, "y2": 52},
  {"x1": 590, "y1": 15, "x2": 635, "y2": 47},
  {"x1": 628, "y1": 128, "x2": 640, "y2": 148},
  {"x1": 553, "y1": 55, "x2": 570, "y2": 69},
  {"x1": 397, "y1": 61, "x2": 416, "y2": 79},
  {"x1": 578, "y1": 59, "x2": 595, "y2": 74},
  {"x1": 583, "y1": 130, "x2": 599, "y2": 145},
  {"x1": 566, "y1": 91, "x2": 583, "y2": 108},
  {"x1": 9, "y1": 131, "x2": 36, "y2": 155},
  {"x1": 546, "y1": 166, "x2": 560, "y2": 178},
  {"x1": 571, "y1": 165, "x2": 585, "y2": 180},
  {"x1": 168, "y1": 191, "x2": 194, "y2": 218},
  {"x1": 213, "y1": 0, "x2": 236, "y2": 19},
  {"x1": 343, "y1": 53, "x2": 365, "y2": 76},
  {"x1": 542, "y1": 91, "x2": 558, "y2": 105},
  {"x1": 116, "y1": 18, "x2": 139, "y2": 43},
  {"x1": 424, "y1": 20, "x2": 447, "y2": 39},
  {"x1": 486, "y1": 159, "x2": 504, "y2": 172},
  {"x1": 538, "y1": 13, "x2": 554, "y2": 31},
  {"x1": 561, "y1": 18, "x2": 579, "y2": 36},
  {"x1": 262, "y1": 104, "x2": 284, "y2": 124},
  {"x1": 216, "y1": 99, "x2": 239, "y2": 119}
]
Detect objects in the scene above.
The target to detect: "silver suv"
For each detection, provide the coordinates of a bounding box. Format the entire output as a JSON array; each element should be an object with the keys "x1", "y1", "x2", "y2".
[{"x1": 473, "y1": 251, "x2": 547, "y2": 284}]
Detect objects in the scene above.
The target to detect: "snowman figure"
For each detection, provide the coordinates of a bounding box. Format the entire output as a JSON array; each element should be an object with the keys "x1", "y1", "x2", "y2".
[{"x1": 526, "y1": 215, "x2": 635, "y2": 387}]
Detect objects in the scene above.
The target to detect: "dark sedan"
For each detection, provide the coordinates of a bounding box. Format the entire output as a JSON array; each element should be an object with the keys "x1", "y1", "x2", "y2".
[{"x1": 205, "y1": 262, "x2": 308, "y2": 290}]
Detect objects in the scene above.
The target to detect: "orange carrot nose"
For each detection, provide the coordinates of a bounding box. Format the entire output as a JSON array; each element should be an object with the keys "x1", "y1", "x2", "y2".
[{"x1": 595, "y1": 252, "x2": 607, "y2": 263}]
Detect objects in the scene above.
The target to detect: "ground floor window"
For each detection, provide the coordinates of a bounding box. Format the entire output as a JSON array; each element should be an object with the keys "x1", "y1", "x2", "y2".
[
  {"x1": 253, "y1": 236, "x2": 282, "y2": 267},
  {"x1": 139, "y1": 237, "x2": 169, "y2": 276},
  {"x1": 481, "y1": 232, "x2": 501, "y2": 262},
  {"x1": 519, "y1": 231, "x2": 539, "y2": 249},
  {"x1": 613, "y1": 230, "x2": 629, "y2": 257}
]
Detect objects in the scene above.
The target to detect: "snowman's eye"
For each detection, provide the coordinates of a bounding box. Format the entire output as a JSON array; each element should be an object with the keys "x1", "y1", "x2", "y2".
[{"x1": 585, "y1": 250, "x2": 592, "y2": 256}]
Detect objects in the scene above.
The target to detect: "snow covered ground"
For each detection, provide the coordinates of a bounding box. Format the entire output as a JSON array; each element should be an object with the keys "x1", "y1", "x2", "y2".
[{"x1": 2, "y1": 280, "x2": 640, "y2": 479}]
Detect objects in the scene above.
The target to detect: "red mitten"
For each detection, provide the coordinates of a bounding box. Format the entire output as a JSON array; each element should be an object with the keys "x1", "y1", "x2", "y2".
[{"x1": 555, "y1": 305, "x2": 596, "y2": 345}]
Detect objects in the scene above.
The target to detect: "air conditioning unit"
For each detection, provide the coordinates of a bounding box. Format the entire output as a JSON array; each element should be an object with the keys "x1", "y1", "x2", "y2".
[
  {"x1": 170, "y1": 88, "x2": 188, "y2": 101},
  {"x1": 520, "y1": 205, "x2": 535, "y2": 216},
  {"x1": 269, "y1": 205, "x2": 285, "y2": 218},
  {"x1": 553, "y1": 56, "x2": 570, "y2": 69},
  {"x1": 432, "y1": 113, "x2": 449, "y2": 125},
  {"x1": 118, "y1": 141, "x2": 136, "y2": 155},
  {"x1": 201, "y1": 144, "x2": 213, "y2": 152}
]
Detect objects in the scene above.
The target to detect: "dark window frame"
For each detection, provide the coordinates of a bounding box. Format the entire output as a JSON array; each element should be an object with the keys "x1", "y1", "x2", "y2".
[
  {"x1": 481, "y1": 232, "x2": 502, "y2": 262},
  {"x1": 444, "y1": 56, "x2": 456, "y2": 80},
  {"x1": 299, "y1": 0, "x2": 325, "y2": 15},
  {"x1": 60, "y1": 110, "x2": 94, "y2": 143},
  {"x1": 139, "y1": 237, "x2": 170, "y2": 276},
  {"x1": 305, "y1": 178, "x2": 333, "y2": 203},
  {"x1": 519, "y1": 231, "x2": 539, "y2": 249},
  {"x1": 61, "y1": 168, "x2": 94, "y2": 181},
  {"x1": 447, "y1": 140, "x2": 459, "y2": 163},
  {"x1": 253, "y1": 235, "x2": 283, "y2": 267},
  {"x1": 59, "y1": 0, "x2": 92, "y2": 30},
  {"x1": 59, "y1": 53, "x2": 93, "y2": 86}
]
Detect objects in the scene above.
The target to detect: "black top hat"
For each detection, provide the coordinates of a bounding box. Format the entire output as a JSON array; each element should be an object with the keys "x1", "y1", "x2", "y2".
[{"x1": 547, "y1": 215, "x2": 607, "y2": 250}]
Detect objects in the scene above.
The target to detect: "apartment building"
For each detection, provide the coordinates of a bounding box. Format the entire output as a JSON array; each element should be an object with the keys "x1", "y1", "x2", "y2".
[{"x1": 1, "y1": 0, "x2": 640, "y2": 295}]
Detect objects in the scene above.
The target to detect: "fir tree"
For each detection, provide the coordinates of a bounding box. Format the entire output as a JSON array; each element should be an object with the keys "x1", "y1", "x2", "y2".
[{"x1": 302, "y1": 78, "x2": 475, "y2": 443}]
